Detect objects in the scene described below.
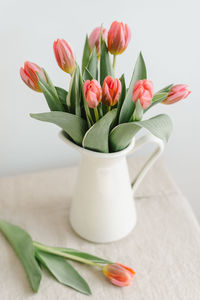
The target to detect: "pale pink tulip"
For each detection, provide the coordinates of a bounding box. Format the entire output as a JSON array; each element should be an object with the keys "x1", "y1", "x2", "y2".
[
  {"x1": 89, "y1": 27, "x2": 107, "y2": 56},
  {"x1": 107, "y1": 21, "x2": 131, "y2": 55},
  {"x1": 103, "y1": 263, "x2": 135, "y2": 287},
  {"x1": 20, "y1": 61, "x2": 47, "y2": 92},
  {"x1": 83, "y1": 80, "x2": 102, "y2": 108},
  {"x1": 162, "y1": 84, "x2": 191, "y2": 104},
  {"x1": 132, "y1": 79, "x2": 154, "y2": 109},
  {"x1": 53, "y1": 39, "x2": 75, "y2": 75},
  {"x1": 102, "y1": 76, "x2": 121, "y2": 106}
]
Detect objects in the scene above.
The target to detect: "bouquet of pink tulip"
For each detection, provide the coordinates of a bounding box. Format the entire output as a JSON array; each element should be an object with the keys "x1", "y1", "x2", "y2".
[{"x1": 20, "y1": 21, "x2": 191, "y2": 153}]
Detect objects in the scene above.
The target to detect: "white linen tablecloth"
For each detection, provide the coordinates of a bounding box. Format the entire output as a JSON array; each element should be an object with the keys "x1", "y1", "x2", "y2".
[{"x1": 0, "y1": 157, "x2": 200, "y2": 299}]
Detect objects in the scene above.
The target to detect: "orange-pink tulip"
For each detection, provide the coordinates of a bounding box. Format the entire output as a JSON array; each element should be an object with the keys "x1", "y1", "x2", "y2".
[
  {"x1": 103, "y1": 263, "x2": 135, "y2": 287},
  {"x1": 102, "y1": 76, "x2": 121, "y2": 106},
  {"x1": 132, "y1": 79, "x2": 154, "y2": 109},
  {"x1": 162, "y1": 84, "x2": 191, "y2": 105},
  {"x1": 89, "y1": 27, "x2": 107, "y2": 57},
  {"x1": 20, "y1": 61, "x2": 47, "y2": 92},
  {"x1": 83, "y1": 80, "x2": 102, "y2": 108},
  {"x1": 53, "y1": 39, "x2": 75, "y2": 75},
  {"x1": 107, "y1": 21, "x2": 131, "y2": 55}
]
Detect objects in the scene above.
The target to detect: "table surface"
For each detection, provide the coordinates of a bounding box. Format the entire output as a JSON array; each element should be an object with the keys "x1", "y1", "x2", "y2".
[{"x1": 0, "y1": 157, "x2": 200, "y2": 300}]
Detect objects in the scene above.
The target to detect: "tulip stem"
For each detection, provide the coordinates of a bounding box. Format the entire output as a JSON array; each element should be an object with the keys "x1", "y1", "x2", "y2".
[
  {"x1": 94, "y1": 107, "x2": 99, "y2": 122},
  {"x1": 33, "y1": 241, "x2": 103, "y2": 268},
  {"x1": 112, "y1": 55, "x2": 116, "y2": 75}
]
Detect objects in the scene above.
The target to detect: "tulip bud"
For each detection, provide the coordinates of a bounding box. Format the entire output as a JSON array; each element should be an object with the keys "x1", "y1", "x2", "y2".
[
  {"x1": 102, "y1": 76, "x2": 121, "y2": 106},
  {"x1": 162, "y1": 84, "x2": 191, "y2": 104},
  {"x1": 89, "y1": 27, "x2": 107, "y2": 57},
  {"x1": 103, "y1": 263, "x2": 135, "y2": 287},
  {"x1": 83, "y1": 79, "x2": 102, "y2": 108},
  {"x1": 53, "y1": 39, "x2": 76, "y2": 75},
  {"x1": 132, "y1": 79, "x2": 154, "y2": 109},
  {"x1": 20, "y1": 61, "x2": 47, "y2": 92},
  {"x1": 107, "y1": 21, "x2": 131, "y2": 55}
]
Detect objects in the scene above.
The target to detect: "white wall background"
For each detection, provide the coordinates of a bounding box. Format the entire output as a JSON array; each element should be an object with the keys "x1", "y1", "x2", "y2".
[{"x1": 1, "y1": 0, "x2": 200, "y2": 218}]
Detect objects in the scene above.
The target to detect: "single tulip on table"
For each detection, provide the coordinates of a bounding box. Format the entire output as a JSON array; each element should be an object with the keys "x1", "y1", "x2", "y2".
[{"x1": 0, "y1": 218, "x2": 136, "y2": 296}]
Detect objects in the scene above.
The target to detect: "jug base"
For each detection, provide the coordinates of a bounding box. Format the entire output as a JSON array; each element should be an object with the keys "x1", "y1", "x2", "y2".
[{"x1": 69, "y1": 216, "x2": 137, "y2": 244}]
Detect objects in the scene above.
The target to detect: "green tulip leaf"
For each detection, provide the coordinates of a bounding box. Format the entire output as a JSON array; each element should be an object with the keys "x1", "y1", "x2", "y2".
[
  {"x1": 42, "y1": 69, "x2": 61, "y2": 100},
  {"x1": 82, "y1": 109, "x2": 117, "y2": 153},
  {"x1": 55, "y1": 87, "x2": 68, "y2": 105},
  {"x1": 158, "y1": 84, "x2": 173, "y2": 93},
  {"x1": 144, "y1": 84, "x2": 173, "y2": 113},
  {"x1": 66, "y1": 66, "x2": 81, "y2": 116},
  {"x1": 37, "y1": 71, "x2": 64, "y2": 112},
  {"x1": 116, "y1": 74, "x2": 126, "y2": 121},
  {"x1": 35, "y1": 250, "x2": 91, "y2": 295},
  {"x1": 82, "y1": 35, "x2": 90, "y2": 75},
  {"x1": 110, "y1": 114, "x2": 173, "y2": 152},
  {"x1": 0, "y1": 219, "x2": 42, "y2": 292},
  {"x1": 84, "y1": 47, "x2": 98, "y2": 80},
  {"x1": 83, "y1": 67, "x2": 94, "y2": 81},
  {"x1": 66, "y1": 68, "x2": 75, "y2": 110},
  {"x1": 30, "y1": 111, "x2": 87, "y2": 146},
  {"x1": 55, "y1": 86, "x2": 68, "y2": 112},
  {"x1": 100, "y1": 41, "x2": 114, "y2": 86},
  {"x1": 119, "y1": 52, "x2": 147, "y2": 124}
]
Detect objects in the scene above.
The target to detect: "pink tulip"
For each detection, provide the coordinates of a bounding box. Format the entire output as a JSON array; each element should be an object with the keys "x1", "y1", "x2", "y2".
[
  {"x1": 103, "y1": 263, "x2": 135, "y2": 287},
  {"x1": 102, "y1": 76, "x2": 121, "y2": 106},
  {"x1": 89, "y1": 27, "x2": 107, "y2": 57},
  {"x1": 83, "y1": 80, "x2": 102, "y2": 108},
  {"x1": 20, "y1": 61, "x2": 47, "y2": 92},
  {"x1": 53, "y1": 39, "x2": 76, "y2": 75},
  {"x1": 132, "y1": 79, "x2": 154, "y2": 109},
  {"x1": 107, "y1": 21, "x2": 131, "y2": 55},
  {"x1": 162, "y1": 84, "x2": 191, "y2": 104}
]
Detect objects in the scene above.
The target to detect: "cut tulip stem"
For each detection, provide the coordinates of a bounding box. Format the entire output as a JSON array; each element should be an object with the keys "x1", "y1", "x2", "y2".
[
  {"x1": 33, "y1": 241, "x2": 103, "y2": 268},
  {"x1": 94, "y1": 107, "x2": 99, "y2": 122},
  {"x1": 112, "y1": 55, "x2": 116, "y2": 75}
]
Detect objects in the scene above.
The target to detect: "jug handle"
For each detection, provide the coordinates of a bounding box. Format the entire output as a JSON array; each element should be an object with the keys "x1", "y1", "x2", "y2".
[{"x1": 128, "y1": 133, "x2": 165, "y2": 195}]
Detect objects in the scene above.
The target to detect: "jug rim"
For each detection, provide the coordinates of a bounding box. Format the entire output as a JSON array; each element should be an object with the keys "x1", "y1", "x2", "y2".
[{"x1": 59, "y1": 130, "x2": 135, "y2": 158}]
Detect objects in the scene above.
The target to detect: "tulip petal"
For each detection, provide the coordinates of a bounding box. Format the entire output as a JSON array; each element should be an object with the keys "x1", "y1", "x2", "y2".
[
  {"x1": 132, "y1": 79, "x2": 153, "y2": 109},
  {"x1": 108, "y1": 21, "x2": 131, "y2": 55},
  {"x1": 83, "y1": 79, "x2": 102, "y2": 108},
  {"x1": 53, "y1": 39, "x2": 75, "y2": 74},
  {"x1": 162, "y1": 84, "x2": 191, "y2": 104},
  {"x1": 103, "y1": 263, "x2": 135, "y2": 287},
  {"x1": 89, "y1": 27, "x2": 107, "y2": 56},
  {"x1": 20, "y1": 61, "x2": 46, "y2": 92},
  {"x1": 102, "y1": 76, "x2": 121, "y2": 106}
]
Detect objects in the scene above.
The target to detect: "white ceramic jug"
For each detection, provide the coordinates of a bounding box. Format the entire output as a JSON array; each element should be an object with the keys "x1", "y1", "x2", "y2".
[{"x1": 59, "y1": 131, "x2": 164, "y2": 243}]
